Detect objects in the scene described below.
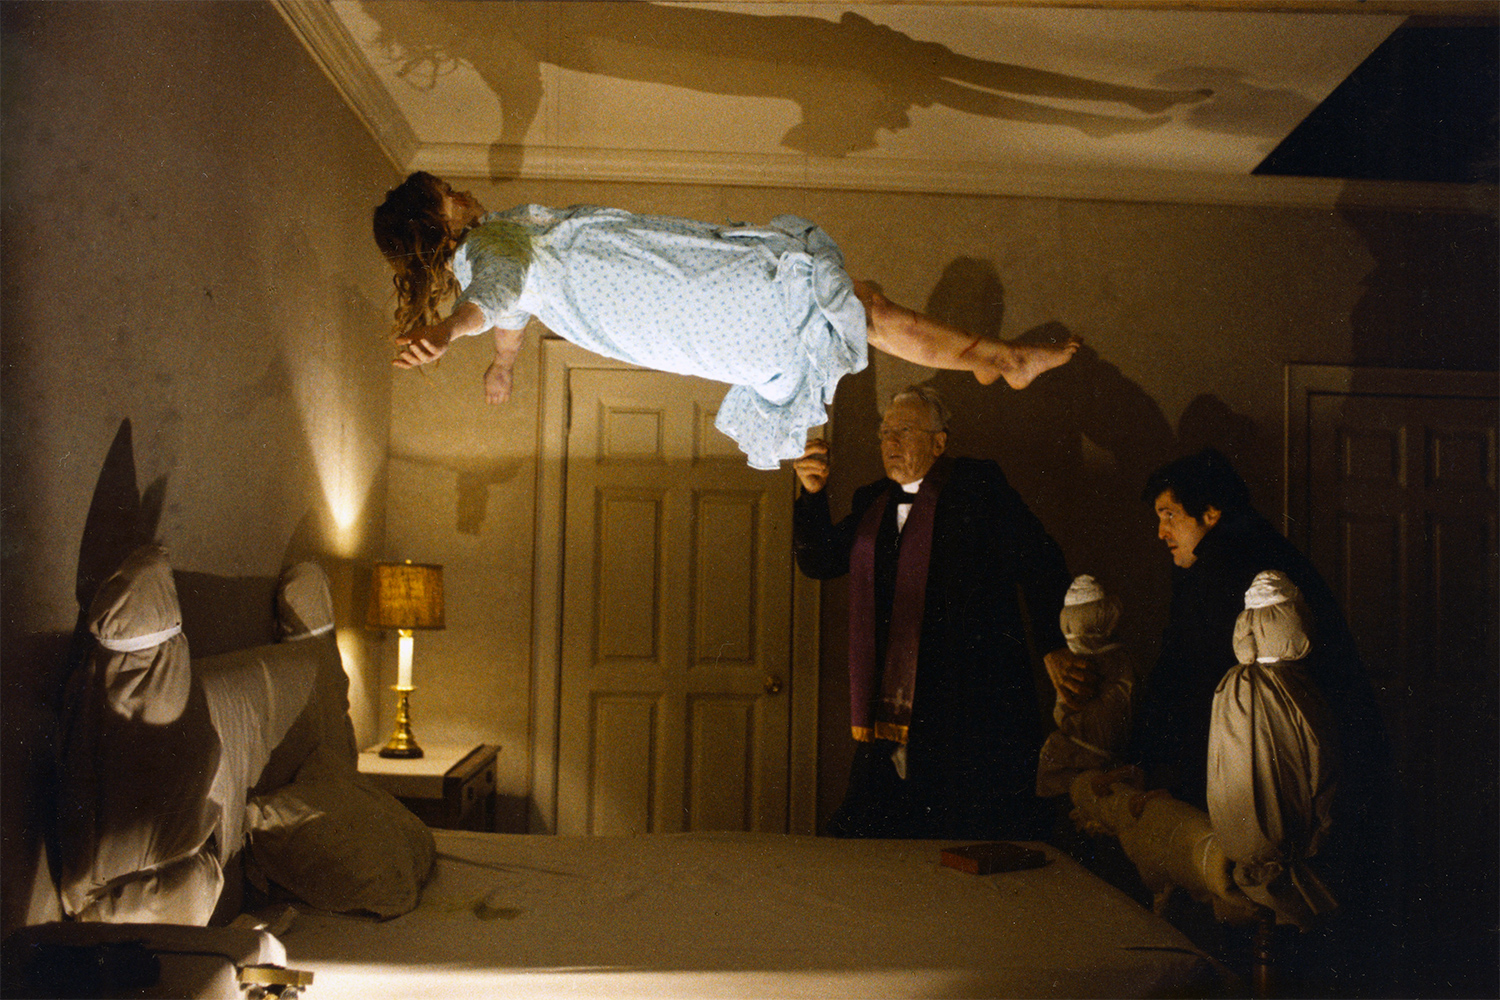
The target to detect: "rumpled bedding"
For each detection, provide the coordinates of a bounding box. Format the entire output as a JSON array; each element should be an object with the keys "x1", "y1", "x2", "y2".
[{"x1": 54, "y1": 549, "x2": 434, "y2": 924}]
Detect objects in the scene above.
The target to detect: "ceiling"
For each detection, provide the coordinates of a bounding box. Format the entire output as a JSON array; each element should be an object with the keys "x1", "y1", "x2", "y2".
[{"x1": 277, "y1": 1, "x2": 1497, "y2": 209}]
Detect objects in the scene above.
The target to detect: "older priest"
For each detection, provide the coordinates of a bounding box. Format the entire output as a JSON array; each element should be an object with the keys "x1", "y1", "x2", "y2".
[{"x1": 794, "y1": 386, "x2": 1071, "y2": 839}]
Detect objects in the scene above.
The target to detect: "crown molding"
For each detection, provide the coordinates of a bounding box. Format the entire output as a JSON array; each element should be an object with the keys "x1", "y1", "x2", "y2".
[
  {"x1": 414, "y1": 141, "x2": 1497, "y2": 213},
  {"x1": 270, "y1": 0, "x2": 419, "y2": 171},
  {"x1": 719, "y1": 0, "x2": 1495, "y2": 14}
]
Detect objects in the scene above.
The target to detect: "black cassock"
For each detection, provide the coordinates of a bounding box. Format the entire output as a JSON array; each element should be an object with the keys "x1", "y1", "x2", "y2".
[{"x1": 794, "y1": 455, "x2": 1070, "y2": 839}]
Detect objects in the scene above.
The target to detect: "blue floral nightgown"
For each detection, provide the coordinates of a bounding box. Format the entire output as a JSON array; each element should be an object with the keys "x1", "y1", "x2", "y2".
[{"x1": 452, "y1": 205, "x2": 868, "y2": 470}]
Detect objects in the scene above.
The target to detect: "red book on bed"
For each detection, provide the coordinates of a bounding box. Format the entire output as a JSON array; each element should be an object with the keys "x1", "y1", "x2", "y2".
[{"x1": 940, "y1": 842, "x2": 1048, "y2": 875}]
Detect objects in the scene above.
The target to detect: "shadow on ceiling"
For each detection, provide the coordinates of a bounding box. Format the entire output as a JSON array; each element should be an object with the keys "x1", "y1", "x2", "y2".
[{"x1": 360, "y1": 1, "x2": 1217, "y2": 166}]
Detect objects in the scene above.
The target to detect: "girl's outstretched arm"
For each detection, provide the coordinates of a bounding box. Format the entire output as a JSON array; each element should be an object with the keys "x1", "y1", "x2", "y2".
[{"x1": 393, "y1": 301, "x2": 489, "y2": 369}]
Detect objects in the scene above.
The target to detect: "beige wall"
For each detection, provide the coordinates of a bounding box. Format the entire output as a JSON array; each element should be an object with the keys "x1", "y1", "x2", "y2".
[
  {"x1": 1, "y1": 1, "x2": 396, "y2": 932},
  {"x1": 390, "y1": 178, "x2": 1495, "y2": 832}
]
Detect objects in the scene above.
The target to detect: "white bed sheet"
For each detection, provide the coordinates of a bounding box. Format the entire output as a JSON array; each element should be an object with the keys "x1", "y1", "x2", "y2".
[{"x1": 277, "y1": 830, "x2": 1226, "y2": 999}]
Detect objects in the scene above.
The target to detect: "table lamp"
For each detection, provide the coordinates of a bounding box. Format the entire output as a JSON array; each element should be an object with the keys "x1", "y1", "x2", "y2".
[{"x1": 368, "y1": 560, "x2": 444, "y2": 758}]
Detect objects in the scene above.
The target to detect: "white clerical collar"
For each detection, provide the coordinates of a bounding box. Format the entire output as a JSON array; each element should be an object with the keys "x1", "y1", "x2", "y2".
[{"x1": 895, "y1": 478, "x2": 921, "y2": 532}]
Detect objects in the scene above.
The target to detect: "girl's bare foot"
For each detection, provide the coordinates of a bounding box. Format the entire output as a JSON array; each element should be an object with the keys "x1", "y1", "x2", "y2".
[{"x1": 973, "y1": 336, "x2": 1081, "y2": 388}]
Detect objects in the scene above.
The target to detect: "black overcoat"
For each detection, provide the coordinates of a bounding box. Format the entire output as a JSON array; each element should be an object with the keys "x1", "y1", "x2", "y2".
[
  {"x1": 1128, "y1": 507, "x2": 1387, "y2": 816},
  {"x1": 1127, "y1": 506, "x2": 1397, "y2": 981}
]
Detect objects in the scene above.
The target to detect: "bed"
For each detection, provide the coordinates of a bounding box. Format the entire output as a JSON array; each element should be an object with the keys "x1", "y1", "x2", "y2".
[
  {"x1": 26, "y1": 543, "x2": 1230, "y2": 999},
  {"x1": 275, "y1": 829, "x2": 1226, "y2": 999}
]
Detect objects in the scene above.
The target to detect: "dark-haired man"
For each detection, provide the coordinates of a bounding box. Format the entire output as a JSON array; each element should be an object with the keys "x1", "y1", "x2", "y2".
[
  {"x1": 1051, "y1": 447, "x2": 1393, "y2": 992},
  {"x1": 1129, "y1": 449, "x2": 1385, "y2": 814}
]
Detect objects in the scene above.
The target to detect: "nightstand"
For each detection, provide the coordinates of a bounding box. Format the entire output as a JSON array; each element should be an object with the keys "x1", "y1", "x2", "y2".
[{"x1": 357, "y1": 743, "x2": 499, "y2": 832}]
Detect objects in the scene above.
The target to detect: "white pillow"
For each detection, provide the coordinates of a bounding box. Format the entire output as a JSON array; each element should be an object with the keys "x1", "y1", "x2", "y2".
[{"x1": 245, "y1": 774, "x2": 435, "y2": 918}]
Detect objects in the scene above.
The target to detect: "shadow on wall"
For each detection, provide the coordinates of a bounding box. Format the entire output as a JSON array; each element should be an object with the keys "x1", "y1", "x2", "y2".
[
  {"x1": 78, "y1": 422, "x2": 372, "y2": 675},
  {"x1": 1342, "y1": 207, "x2": 1499, "y2": 372},
  {"x1": 359, "y1": 1, "x2": 1212, "y2": 175},
  {"x1": 389, "y1": 451, "x2": 526, "y2": 537},
  {"x1": 75, "y1": 425, "x2": 287, "y2": 657},
  {"x1": 923, "y1": 259, "x2": 1182, "y2": 659},
  {"x1": 1153, "y1": 66, "x2": 1317, "y2": 141},
  {"x1": 1333, "y1": 199, "x2": 1499, "y2": 997},
  {"x1": 3, "y1": 420, "x2": 166, "y2": 935},
  {"x1": 1176, "y1": 393, "x2": 1266, "y2": 501},
  {"x1": 817, "y1": 256, "x2": 1285, "y2": 831}
]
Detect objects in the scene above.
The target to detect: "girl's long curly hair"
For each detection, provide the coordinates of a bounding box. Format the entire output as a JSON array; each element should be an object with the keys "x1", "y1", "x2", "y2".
[{"x1": 373, "y1": 171, "x2": 465, "y2": 336}]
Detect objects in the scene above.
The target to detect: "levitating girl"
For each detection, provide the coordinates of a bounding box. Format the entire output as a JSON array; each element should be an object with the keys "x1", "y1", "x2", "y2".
[{"x1": 373, "y1": 172, "x2": 1076, "y2": 469}]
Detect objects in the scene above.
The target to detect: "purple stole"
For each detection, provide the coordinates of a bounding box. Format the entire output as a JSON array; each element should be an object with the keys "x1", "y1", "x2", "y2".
[{"x1": 847, "y1": 465, "x2": 944, "y2": 743}]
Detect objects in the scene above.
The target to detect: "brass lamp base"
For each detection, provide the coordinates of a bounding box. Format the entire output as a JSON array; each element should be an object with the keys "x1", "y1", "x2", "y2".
[{"x1": 379, "y1": 686, "x2": 423, "y2": 758}]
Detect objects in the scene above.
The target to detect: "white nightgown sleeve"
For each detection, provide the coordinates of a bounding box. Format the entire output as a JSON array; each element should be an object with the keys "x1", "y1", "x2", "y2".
[{"x1": 453, "y1": 216, "x2": 535, "y2": 332}]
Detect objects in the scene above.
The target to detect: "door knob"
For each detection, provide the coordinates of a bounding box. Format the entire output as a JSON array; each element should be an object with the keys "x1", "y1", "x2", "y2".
[{"x1": 763, "y1": 675, "x2": 784, "y2": 695}]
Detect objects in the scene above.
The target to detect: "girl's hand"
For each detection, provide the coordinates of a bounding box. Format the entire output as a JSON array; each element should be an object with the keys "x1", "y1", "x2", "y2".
[
  {"x1": 392, "y1": 305, "x2": 489, "y2": 369},
  {"x1": 393, "y1": 323, "x2": 454, "y2": 368},
  {"x1": 484, "y1": 360, "x2": 513, "y2": 404}
]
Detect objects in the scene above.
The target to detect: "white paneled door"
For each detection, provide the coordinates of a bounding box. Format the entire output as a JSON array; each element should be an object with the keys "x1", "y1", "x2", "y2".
[{"x1": 556, "y1": 367, "x2": 795, "y2": 835}]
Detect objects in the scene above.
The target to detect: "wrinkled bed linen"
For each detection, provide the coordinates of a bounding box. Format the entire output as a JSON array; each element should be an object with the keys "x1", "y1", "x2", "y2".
[
  {"x1": 197, "y1": 643, "x2": 317, "y2": 866},
  {"x1": 278, "y1": 831, "x2": 1226, "y2": 1000}
]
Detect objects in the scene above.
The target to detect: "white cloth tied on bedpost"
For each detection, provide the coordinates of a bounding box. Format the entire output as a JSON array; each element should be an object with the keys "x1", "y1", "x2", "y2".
[
  {"x1": 97, "y1": 624, "x2": 183, "y2": 653},
  {"x1": 56, "y1": 544, "x2": 224, "y2": 924},
  {"x1": 1059, "y1": 574, "x2": 1123, "y2": 657},
  {"x1": 272, "y1": 561, "x2": 358, "y2": 779},
  {"x1": 1037, "y1": 576, "x2": 1137, "y2": 797},
  {"x1": 86, "y1": 544, "x2": 192, "y2": 723},
  {"x1": 277, "y1": 561, "x2": 336, "y2": 640},
  {"x1": 1208, "y1": 570, "x2": 1339, "y2": 929}
]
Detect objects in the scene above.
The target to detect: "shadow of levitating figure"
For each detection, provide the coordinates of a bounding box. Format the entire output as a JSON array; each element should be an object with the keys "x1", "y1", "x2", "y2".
[
  {"x1": 388, "y1": 451, "x2": 525, "y2": 536},
  {"x1": 361, "y1": 2, "x2": 1211, "y2": 169},
  {"x1": 918, "y1": 258, "x2": 1178, "y2": 661}
]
